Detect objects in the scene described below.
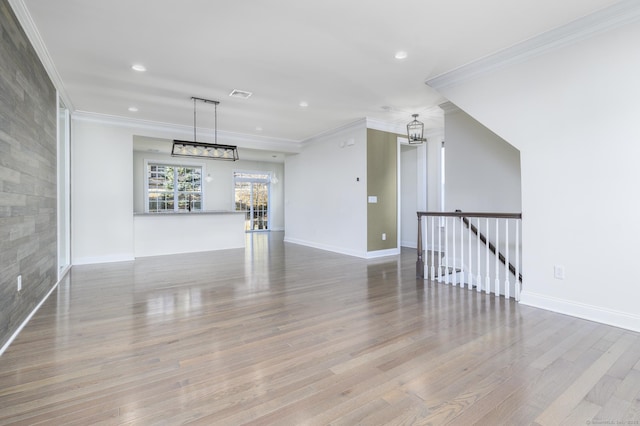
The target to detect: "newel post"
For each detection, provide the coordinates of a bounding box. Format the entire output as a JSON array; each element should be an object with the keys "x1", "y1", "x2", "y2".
[{"x1": 416, "y1": 213, "x2": 424, "y2": 278}]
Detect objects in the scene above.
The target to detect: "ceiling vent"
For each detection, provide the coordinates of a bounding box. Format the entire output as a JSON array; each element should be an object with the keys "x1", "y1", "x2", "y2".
[{"x1": 229, "y1": 89, "x2": 253, "y2": 99}]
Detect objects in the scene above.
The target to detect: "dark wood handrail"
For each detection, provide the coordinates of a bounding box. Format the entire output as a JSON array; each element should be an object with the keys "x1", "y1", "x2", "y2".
[
  {"x1": 416, "y1": 210, "x2": 522, "y2": 283},
  {"x1": 417, "y1": 211, "x2": 522, "y2": 219}
]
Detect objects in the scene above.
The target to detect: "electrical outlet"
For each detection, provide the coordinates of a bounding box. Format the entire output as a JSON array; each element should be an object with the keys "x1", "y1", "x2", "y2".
[
  {"x1": 554, "y1": 265, "x2": 565, "y2": 280},
  {"x1": 382, "y1": 233, "x2": 386, "y2": 241},
  {"x1": 17, "y1": 275, "x2": 22, "y2": 292}
]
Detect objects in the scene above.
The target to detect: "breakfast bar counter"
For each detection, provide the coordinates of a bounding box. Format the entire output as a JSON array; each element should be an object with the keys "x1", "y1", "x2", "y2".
[{"x1": 133, "y1": 211, "x2": 245, "y2": 257}]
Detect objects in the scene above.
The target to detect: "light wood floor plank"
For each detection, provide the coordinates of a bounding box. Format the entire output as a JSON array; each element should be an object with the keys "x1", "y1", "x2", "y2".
[
  {"x1": 560, "y1": 400, "x2": 602, "y2": 426},
  {"x1": 535, "y1": 333, "x2": 636, "y2": 425},
  {"x1": 0, "y1": 232, "x2": 638, "y2": 425}
]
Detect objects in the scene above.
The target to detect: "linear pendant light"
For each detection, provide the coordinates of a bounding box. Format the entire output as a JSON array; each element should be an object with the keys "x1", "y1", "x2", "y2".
[{"x1": 172, "y1": 97, "x2": 239, "y2": 161}]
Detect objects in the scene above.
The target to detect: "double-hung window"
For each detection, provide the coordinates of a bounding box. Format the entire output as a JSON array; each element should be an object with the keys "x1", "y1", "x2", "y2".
[{"x1": 147, "y1": 163, "x2": 202, "y2": 212}]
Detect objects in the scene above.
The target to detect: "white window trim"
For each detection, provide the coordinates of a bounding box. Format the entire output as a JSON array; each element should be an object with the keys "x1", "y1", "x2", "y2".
[
  {"x1": 232, "y1": 169, "x2": 271, "y2": 182},
  {"x1": 144, "y1": 158, "x2": 207, "y2": 213}
]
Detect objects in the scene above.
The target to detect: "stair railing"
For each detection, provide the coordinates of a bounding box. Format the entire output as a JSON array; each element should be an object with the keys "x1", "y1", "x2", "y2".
[{"x1": 416, "y1": 211, "x2": 522, "y2": 300}]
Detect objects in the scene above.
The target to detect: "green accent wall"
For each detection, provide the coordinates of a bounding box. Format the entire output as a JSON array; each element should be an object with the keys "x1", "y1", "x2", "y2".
[{"x1": 367, "y1": 129, "x2": 397, "y2": 251}]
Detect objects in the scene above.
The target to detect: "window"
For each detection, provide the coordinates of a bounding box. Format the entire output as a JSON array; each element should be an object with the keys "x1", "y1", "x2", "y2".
[{"x1": 147, "y1": 163, "x2": 202, "y2": 212}]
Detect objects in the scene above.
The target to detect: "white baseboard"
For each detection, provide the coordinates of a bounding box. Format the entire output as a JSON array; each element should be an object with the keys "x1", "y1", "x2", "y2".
[
  {"x1": 283, "y1": 237, "x2": 367, "y2": 258},
  {"x1": 0, "y1": 275, "x2": 62, "y2": 357},
  {"x1": 520, "y1": 291, "x2": 640, "y2": 333},
  {"x1": 366, "y1": 248, "x2": 401, "y2": 259},
  {"x1": 73, "y1": 253, "x2": 135, "y2": 265},
  {"x1": 401, "y1": 240, "x2": 417, "y2": 249}
]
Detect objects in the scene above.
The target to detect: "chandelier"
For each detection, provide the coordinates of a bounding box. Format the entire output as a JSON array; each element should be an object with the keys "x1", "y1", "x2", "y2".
[
  {"x1": 406, "y1": 113, "x2": 427, "y2": 144},
  {"x1": 172, "y1": 97, "x2": 239, "y2": 161}
]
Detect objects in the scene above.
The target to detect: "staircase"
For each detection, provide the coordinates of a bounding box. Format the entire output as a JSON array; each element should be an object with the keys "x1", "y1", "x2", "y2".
[{"x1": 416, "y1": 211, "x2": 522, "y2": 300}]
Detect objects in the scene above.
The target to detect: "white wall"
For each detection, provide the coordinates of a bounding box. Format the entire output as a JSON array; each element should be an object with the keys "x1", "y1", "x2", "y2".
[
  {"x1": 285, "y1": 122, "x2": 368, "y2": 257},
  {"x1": 72, "y1": 119, "x2": 134, "y2": 264},
  {"x1": 132, "y1": 149, "x2": 285, "y2": 230},
  {"x1": 433, "y1": 18, "x2": 640, "y2": 331},
  {"x1": 444, "y1": 104, "x2": 521, "y2": 213},
  {"x1": 426, "y1": 130, "x2": 444, "y2": 212},
  {"x1": 400, "y1": 145, "x2": 418, "y2": 248},
  {"x1": 72, "y1": 114, "x2": 294, "y2": 264}
]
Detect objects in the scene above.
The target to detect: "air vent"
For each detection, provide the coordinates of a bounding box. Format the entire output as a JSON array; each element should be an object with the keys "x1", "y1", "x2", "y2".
[{"x1": 229, "y1": 89, "x2": 253, "y2": 99}]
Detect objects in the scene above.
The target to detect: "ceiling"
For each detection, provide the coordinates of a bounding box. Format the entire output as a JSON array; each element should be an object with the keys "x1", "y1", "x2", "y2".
[{"x1": 18, "y1": 0, "x2": 620, "y2": 145}]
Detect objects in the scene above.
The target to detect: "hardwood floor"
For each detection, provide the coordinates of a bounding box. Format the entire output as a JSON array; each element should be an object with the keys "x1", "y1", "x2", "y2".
[{"x1": 1, "y1": 232, "x2": 639, "y2": 425}]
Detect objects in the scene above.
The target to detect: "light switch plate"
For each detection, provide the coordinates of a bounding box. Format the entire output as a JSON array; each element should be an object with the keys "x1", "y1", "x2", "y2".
[{"x1": 554, "y1": 265, "x2": 565, "y2": 280}]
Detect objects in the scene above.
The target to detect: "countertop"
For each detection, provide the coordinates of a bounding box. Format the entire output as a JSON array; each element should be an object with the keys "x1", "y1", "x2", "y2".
[{"x1": 134, "y1": 210, "x2": 244, "y2": 216}]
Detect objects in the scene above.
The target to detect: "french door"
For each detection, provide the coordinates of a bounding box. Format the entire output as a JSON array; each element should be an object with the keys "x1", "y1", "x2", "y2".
[{"x1": 234, "y1": 172, "x2": 271, "y2": 231}]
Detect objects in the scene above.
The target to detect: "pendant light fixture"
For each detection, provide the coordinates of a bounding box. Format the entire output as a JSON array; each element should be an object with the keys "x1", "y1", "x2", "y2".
[
  {"x1": 407, "y1": 113, "x2": 427, "y2": 144},
  {"x1": 172, "y1": 97, "x2": 239, "y2": 161}
]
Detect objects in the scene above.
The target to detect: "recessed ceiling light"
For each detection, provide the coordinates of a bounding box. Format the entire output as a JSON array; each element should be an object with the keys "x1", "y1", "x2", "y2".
[
  {"x1": 128, "y1": 106, "x2": 139, "y2": 112},
  {"x1": 131, "y1": 64, "x2": 146, "y2": 72},
  {"x1": 299, "y1": 101, "x2": 309, "y2": 108},
  {"x1": 394, "y1": 51, "x2": 408, "y2": 60},
  {"x1": 255, "y1": 126, "x2": 263, "y2": 131}
]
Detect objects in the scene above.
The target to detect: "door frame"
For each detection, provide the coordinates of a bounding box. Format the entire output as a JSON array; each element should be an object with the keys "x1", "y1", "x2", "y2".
[
  {"x1": 397, "y1": 137, "x2": 427, "y2": 249},
  {"x1": 233, "y1": 170, "x2": 272, "y2": 232}
]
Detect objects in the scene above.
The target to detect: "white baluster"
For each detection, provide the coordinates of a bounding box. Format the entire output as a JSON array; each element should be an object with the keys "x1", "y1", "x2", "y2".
[
  {"x1": 430, "y1": 217, "x2": 435, "y2": 281},
  {"x1": 476, "y1": 218, "x2": 481, "y2": 292},
  {"x1": 467, "y1": 218, "x2": 472, "y2": 289},
  {"x1": 505, "y1": 219, "x2": 510, "y2": 300},
  {"x1": 460, "y1": 217, "x2": 465, "y2": 288},
  {"x1": 515, "y1": 220, "x2": 520, "y2": 301},
  {"x1": 422, "y1": 215, "x2": 428, "y2": 279},
  {"x1": 438, "y1": 216, "x2": 443, "y2": 283},
  {"x1": 485, "y1": 218, "x2": 490, "y2": 294},
  {"x1": 495, "y1": 218, "x2": 500, "y2": 298},
  {"x1": 452, "y1": 216, "x2": 456, "y2": 286},
  {"x1": 444, "y1": 217, "x2": 451, "y2": 284}
]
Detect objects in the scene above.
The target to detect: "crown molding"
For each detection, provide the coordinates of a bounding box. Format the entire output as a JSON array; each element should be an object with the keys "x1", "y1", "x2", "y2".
[
  {"x1": 300, "y1": 117, "x2": 415, "y2": 145},
  {"x1": 72, "y1": 110, "x2": 193, "y2": 131},
  {"x1": 366, "y1": 117, "x2": 406, "y2": 135},
  {"x1": 300, "y1": 118, "x2": 368, "y2": 144},
  {"x1": 8, "y1": 0, "x2": 74, "y2": 110},
  {"x1": 426, "y1": 0, "x2": 640, "y2": 90},
  {"x1": 72, "y1": 111, "x2": 301, "y2": 153},
  {"x1": 438, "y1": 102, "x2": 461, "y2": 115}
]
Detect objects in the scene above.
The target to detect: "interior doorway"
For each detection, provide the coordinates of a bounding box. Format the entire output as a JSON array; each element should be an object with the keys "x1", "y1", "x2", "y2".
[{"x1": 398, "y1": 139, "x2": 427, "y2": 249}]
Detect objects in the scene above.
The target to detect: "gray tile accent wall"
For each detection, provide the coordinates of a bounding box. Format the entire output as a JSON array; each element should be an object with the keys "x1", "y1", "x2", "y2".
[{"x1": 0, "y1": 1, "x2": 57, "y2": 350}]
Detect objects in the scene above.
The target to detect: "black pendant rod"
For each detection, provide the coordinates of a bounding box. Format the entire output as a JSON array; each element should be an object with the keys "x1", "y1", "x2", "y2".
[
  {"x1": 191, "y1": 97, "x2": 219, "y2": 105},
  {"x1": 190, "y1": 97, "x2": 220, "y2": 143}
]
